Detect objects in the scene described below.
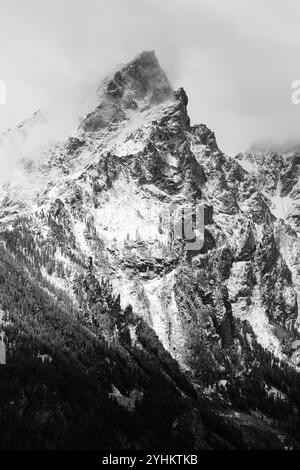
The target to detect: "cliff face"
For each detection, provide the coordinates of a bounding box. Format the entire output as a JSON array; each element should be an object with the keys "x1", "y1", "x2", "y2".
[{"x1": 1, "y1": 51, "x2": 300, "y2": 449}]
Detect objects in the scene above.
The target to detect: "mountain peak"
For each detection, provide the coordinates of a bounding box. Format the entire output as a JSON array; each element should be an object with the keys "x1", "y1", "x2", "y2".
[
  {"x1": 249, "y1": 139, "x2": 300, "y2": 155},
  {"x1": 81, "y1": 50, "x2": 173, "y2": 132},
  {"x1": 124, "y1": 49, "x2": 160, "y2": 71},
  {"x1": 105, "y1": 50, "x2": 173, "y2": 102}
]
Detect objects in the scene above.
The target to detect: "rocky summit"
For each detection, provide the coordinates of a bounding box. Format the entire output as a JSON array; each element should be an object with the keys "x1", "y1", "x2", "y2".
[{"x1": 1, "y1": 51, "x2": 300, "y2": 450}]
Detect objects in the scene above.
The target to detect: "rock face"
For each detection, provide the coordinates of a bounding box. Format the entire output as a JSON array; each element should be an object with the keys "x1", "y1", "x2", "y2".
[
  {"x1": 1, "y1": 51, "x2": 300, "y2": 449},
  {"x1": 81, "y1": 50, "x2": 173, "y2": 132}
]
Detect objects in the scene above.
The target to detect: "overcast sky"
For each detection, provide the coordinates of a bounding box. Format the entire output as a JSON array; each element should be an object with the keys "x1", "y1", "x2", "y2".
[{"x1": 0, "y1": 0, "x2": 300, "y2": 155}]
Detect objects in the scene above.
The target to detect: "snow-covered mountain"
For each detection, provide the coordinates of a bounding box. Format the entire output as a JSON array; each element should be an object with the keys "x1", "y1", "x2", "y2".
[{"x1": 1, "y1": 51, "x2": 300, "y2": 449}]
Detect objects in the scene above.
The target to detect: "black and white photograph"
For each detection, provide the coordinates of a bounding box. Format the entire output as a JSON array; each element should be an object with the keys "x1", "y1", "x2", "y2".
[{"x1": 1, "y1": 0, "x2": 300, "y2": 456}]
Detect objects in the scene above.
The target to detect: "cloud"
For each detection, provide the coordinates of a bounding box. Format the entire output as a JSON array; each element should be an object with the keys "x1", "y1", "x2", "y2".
[{"x1": 0, "y1": 0, "x2": 299, "y2": 157}]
